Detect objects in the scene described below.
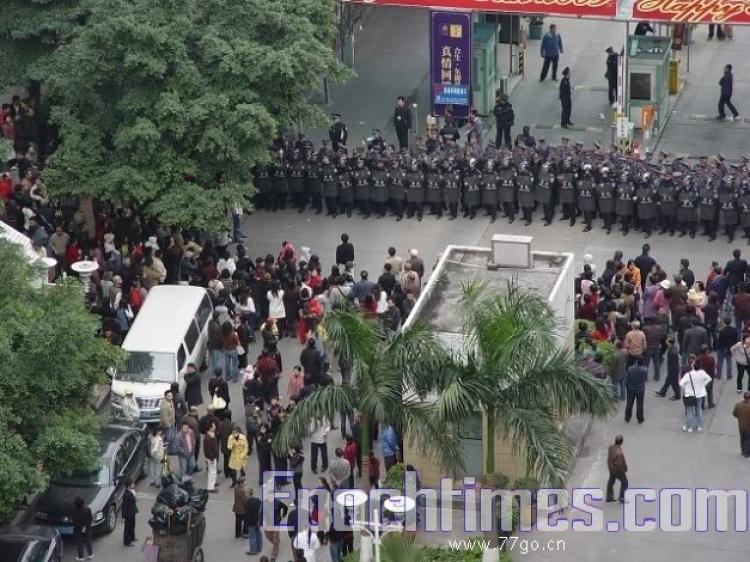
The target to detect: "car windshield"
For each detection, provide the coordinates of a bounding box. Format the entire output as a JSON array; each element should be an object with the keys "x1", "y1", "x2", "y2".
[
  {"x1": 118, "y1": 351, "x2": 175, "y2": 383},
  {"x1": 52, "y1": 459, "x2": 111, "y2": 487}
]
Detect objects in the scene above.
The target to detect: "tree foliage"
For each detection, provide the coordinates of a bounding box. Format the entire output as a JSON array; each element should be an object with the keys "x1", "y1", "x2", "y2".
[
  {"x1": 3, "y1": 0, "x2": 346, "y2": 231},
  {"x1": 0, "y1": 240, "x2": 122, "y2": 521},
  {"x1": 435, "y1": 280, "x2": 615, "y2": 486},
  {"x1": 274, "y1": 306, "x2": 463, "y2": 474}
]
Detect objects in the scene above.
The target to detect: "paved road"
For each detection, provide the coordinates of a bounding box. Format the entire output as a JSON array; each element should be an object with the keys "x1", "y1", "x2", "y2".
[{"x1": 72, "y1": 204, "x2": 750, "y2": 561}]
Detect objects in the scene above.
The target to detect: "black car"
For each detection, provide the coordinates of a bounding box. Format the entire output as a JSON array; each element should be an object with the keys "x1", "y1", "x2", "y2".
[
  {"x1": 0, "y1": 525, "x2": 63, "y2": 562},
  {"x1": 34, "y1": 423, "x2": 147, "y2": 536}
]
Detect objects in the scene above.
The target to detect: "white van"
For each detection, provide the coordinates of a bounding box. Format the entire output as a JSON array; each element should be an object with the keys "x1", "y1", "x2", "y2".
[{"x1": 111, "y1": 286, "x2": 213, "y2": 423}]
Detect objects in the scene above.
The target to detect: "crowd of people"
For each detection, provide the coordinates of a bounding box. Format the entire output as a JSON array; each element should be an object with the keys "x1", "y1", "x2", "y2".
[
  {"x1": 574, "y1": 243, "x2": 750, "y2": 453},
  {"x1": 253, "y1": 131, "x2": 750, "y2": 243}
]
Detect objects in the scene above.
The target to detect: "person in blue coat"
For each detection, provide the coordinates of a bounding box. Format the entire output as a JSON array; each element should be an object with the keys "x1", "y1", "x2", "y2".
[
  {"x1": 381, "y1": 424, "x2": 400, "y2": 472},
  {"x1": 540, "y1": 24, "x2": 563, "y2": 81}
]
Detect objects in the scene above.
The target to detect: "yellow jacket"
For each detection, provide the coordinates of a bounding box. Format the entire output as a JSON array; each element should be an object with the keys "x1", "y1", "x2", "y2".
[{"x1": 227, "y1": 433, "x2": 249, "y2": 471}]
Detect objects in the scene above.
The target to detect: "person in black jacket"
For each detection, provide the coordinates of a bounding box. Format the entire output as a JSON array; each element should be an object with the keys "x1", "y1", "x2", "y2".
[
  {"x1": 300, "y1": 338, "x2": 324, "y2": 382},
  {"x1": 335, "y1": 233, "x2": 354, "y2": 267},
  {"x1": 72, "y1": 496, "x2": 94, "y2": 560},
  {"x1": 122, "y1": 478, "x2": 138, "y2": 546},
  {"x1": 625, "y1": 356, "x2": 648, "y2": 423},
  {"x1": 328, "y1": 113, "x2": 348, "y2": 152},
  {"x1": 183, "y1": 362, "x2": 203, "y2": 408},
  {"x1": 492, "y1": 93, "x2": 514, "y2": 147},
  {"x1": 605, "y1": 47, "x2": 619, "y2": 106},
  {"x1": 718, "y1": 64, "x2": 739, "y2": 121},
  {"x1": 393, "y1": 96, "x2": 412, "y2": 151},
  {"x1": 559, "y1": 67, "x2": 573, "y2": 128}
]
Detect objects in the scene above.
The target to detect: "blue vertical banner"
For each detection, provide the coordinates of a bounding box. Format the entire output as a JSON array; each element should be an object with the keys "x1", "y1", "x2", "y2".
[{"x1": 430, "y1": 10, "x2": 472, "y2": 119}]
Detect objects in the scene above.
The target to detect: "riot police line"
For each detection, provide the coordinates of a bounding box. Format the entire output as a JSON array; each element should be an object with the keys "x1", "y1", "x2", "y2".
[{"x1": 252, "y1": 137, "x2": 749, "y2": 243}]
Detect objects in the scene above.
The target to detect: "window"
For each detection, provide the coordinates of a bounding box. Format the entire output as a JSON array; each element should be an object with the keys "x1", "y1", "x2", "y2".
[
  {"x1": 177, "y1": 345, "x2": 186, "y2": 372},
  {"x1": 120, "y1": 434, "x2": 137, "y2": 462},
  {"x1": 185, "y1": 321, "x2": 200, "y2": 353},
  {"x1": 196, "y1": 294, "x2": 212, "y2": 329},
  {"x1": 630, "y1": 72, "x2": 652, "y2": 101},
  {"x1": 457, "y1": 415, "x2": 482, "y2": 441}
]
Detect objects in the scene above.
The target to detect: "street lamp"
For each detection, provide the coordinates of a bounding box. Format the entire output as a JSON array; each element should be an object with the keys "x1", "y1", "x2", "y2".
[{"x1": 335, "y1": 491, "x2": 416, "y2": 562}]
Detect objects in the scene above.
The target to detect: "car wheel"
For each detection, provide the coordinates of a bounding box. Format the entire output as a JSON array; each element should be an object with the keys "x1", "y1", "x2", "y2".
[
  {"x1": 192, "y1": 547, "x2": 205, "y2": 562},
  {"x1": 104, "y1": 504, "x2": 118, "y2": 533},
  {"x1": 139, "y1": 457, "x2": 148, "y2": 480}
]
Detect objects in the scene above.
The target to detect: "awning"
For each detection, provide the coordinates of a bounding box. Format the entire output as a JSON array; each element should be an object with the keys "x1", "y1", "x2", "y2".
[
  {"x1": 632, "y1": 0, "x2": 750, "y2": 23},
  {"x1": 348, "y1": 0, "x2": 618, "y2": 18}
]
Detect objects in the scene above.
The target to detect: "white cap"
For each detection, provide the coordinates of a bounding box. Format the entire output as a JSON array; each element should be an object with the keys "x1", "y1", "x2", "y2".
[
  {"x1": 659, "y1": 279, "x2": 671, "y2": 289},
  {"x1": 409, "y1": 248, "x2": 418, "y2": 257}
]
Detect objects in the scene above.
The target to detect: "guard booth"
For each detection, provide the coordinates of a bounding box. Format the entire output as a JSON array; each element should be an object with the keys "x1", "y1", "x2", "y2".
[
  {"x1": 626, "y1": 35, "x2": 671, "y2": 131},
  {"x1": 472, "y1": 23, "x2": 498, "y2": 115}
]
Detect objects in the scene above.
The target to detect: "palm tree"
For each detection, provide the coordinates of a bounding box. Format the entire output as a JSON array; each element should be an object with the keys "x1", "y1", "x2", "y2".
[
  {"x1": 435, "y1": 280, "x2": 614, "y2": 486},
  {"x1": 274, "y1": 305, "x2": 463, "y2": 480}
]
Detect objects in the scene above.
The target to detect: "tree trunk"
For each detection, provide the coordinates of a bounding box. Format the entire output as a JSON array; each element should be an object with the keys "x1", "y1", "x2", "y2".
[
  {"x1": 359, "y1": 414, "x2": 371, "y2": 491},
  {"x1": 484, "y1": 408, "x2": 496, "y2": 484}
]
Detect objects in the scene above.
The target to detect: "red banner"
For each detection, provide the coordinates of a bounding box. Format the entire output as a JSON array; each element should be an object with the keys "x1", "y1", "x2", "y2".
[
  {"x1": 633, "y1": 0, "x2": 750, "y2": 23},
  {"x1": 349, "y1": 0, "x2": 617, "y2": 18}
]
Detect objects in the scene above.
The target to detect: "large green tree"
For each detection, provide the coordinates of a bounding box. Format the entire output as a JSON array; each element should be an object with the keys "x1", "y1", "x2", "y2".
[
  {"x1": 0, "y1": 240, "x2": 122, "y2": 521},
  {"x1": 0, "y1": 0, "x2": 88, "y2": 89},
  {"x1": 274, "y1": 307, "x2": 463, "y2": 480},
  {"x1": 8, "y1": 0, "x2": 345, "y2": 231},
  {"x1": 435, "y1": 281, "x2": 615, "y2": 486}
]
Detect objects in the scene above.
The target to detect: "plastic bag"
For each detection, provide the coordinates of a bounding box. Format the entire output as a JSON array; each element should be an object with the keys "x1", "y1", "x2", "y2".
[
  {"x1": 178, "y1": 478, "x2": 195, "y2": 495},
  {"x1": 156, "y1": 483, "x2": 190, "y2": 509},
  {"x1": 173, "y1": 505, "x2": 199, "y2": 525},
  {"x1": 150, "y1": 502, "x2": 174, "y2": 519},
  {"x1": 189, "y1": 490, "x2": 209, "y2": 512}
]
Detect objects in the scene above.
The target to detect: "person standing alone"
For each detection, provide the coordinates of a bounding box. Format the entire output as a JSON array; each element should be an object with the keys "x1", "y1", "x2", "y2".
[
  {"x1": 606, "y1": 435, "x2": 628, "y2": 502},
  {"x1": 624, "y1": 356, "x2": 647, "y2": 423},
  {"x1": 492, "y1": 93, "x2": 515, "y2": 147},
  {"x1": 605, "y1": 47, "x2": 619, "y2": 107},
  {"x1": 393, "y1": 96, "x2": 412, "y2": 152},
  {"x1": 559, "y1": 67, "x2": 573, "y2": 128},
  {"x1": 122, "y1": 478, "x2": 138, "y2": 547},
  {"x1": 540, "y1": 24, "x2": 563, "y2": 81},
  {"x1": 732, "y1": 392, "x2": 750, "y2": 457},
  {"x1": 717, "y1": 64, "x2": 740, "y2": 121}
]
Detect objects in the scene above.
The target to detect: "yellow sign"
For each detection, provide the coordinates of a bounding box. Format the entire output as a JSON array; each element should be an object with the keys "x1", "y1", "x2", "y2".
[{"x1": 449, "y1": 24, "x2": 463, "y2": 38}]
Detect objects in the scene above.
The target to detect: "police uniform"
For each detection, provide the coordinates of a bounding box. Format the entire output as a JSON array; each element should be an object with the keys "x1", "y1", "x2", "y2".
[
  {"x1": 370, "y1": 164, "x2": 390, "y2": 218},
  {"x1": 320, "y1": 161, "x2": 339, "y2": 216},
  {"x1": 677, "y1": 182, "x2": 698, "y2": 238},
  {"x1": 405, "y1": 165, "x2": 425, "y2": 220},
  {"x1": 718, "y1": 178, "x2": 739, "y2": 242},
  {"x1": 576, "y1": 170, "x2": 596, "y2": 231},
  {"x1": 352, "y1": 164, "x2": 372, "y2": 217},
  {"x1": 699, "y1": 181, "x2": 719, "y2": 240},
  {"x1": 253, "y1": 164, "x2": 271, "y2": 209},
  {"x1": 388, "y1": 162, "x2": 405, "y2": 220},
  {"x1": 442, "y1": 165, "x2": 461, "y2": 220},
  {"x1": 306, "y1": 157, "x2": 323, "y2": 214},
  {"x1": 425, "y1": 164, "x2": 444, "y2": 218},
  {"x1": 615, "y1": 176, "x2": 636, "y2": 235},
  {"x1": 557, "y1": 165, "x2": 576, "y2": 226},
  {"x1": 635, "y1": 177, "x2": 658, "y2": 237},
  {"x1": 516, "y1": 166, "x2": 536, "y2": 225},
  {"x1": 337, "y1": 164, "x2": 354, "y2": 217},
  {"x1": 595, "y1": 172, "x2": 616, "y2": 234},
  {"x1": 288, "y1": 158, "x2": 307, "y2": 212},
  {"x1": 480, "y1": 166, "x2": 499, "y2": 222},
  {"x1": 535, "y1": 164, "x2": 555, "y2": 224},
  {"x1": 270, "y1": 160, "x2": 289, "y2": 210},
  {"x1": 658, "y1": 176, "x2": 679, "y2": 236},
  {"x1": 463, "y1": 165, "x2": 482, "y2": 219},
  {"x1": 498, "y1": 163, "x2": 517, "y2": 223}
]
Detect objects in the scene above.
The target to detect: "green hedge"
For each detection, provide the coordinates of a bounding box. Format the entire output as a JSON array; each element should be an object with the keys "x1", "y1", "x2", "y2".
[{"x1": 343, "y1": 544, "x2": 512, "y2": 562}]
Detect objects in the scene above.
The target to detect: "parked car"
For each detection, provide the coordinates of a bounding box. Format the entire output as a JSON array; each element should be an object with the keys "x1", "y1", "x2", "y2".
[
  {"x1": 0, "y1": 525, "x2": 63, "y2": 562},
  {"x1": 34, "y1": 423, "x2": 147, "y2": 536}
]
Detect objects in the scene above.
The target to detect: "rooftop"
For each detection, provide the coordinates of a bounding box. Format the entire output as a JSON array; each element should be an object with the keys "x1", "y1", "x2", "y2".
[{"x1": 405, "y1": 237, "x2": 575, "y2": 350}]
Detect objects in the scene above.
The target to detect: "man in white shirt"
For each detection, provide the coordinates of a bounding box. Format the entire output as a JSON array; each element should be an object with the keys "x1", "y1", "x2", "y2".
[
  {"x1": 293, "y1": 528, "x2": 321, "y2": 562},
  {"x1": 309, "y1": 417, "x2": 330, "y2": 473},
  {"x1": 679, "y1": 355, "x2": 712, "y2": 432},
  {"x1": 122, "y1": 387, "x2": 141, "y2": 422}
]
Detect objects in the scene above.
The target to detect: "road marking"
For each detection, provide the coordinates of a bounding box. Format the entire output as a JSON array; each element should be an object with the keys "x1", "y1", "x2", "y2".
[{"x1": 573, "y1": 85, "x2": 608, "y2": 92}]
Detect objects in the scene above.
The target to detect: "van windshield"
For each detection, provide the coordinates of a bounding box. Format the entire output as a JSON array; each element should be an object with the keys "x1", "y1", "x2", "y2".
[{"x1": 118, "y1": 351, "x2": 176, "y2": 383}]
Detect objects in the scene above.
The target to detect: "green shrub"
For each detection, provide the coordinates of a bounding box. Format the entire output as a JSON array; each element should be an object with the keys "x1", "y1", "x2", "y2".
[{"x1": 383, "y1": 463, "x2": 405, "y2": 490}]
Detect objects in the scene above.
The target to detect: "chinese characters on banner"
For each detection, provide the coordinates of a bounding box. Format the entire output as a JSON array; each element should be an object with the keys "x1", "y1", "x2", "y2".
[
  {"x1": 352, "y1": 0, "x2": 616, "y2": 18},
  {"x1": 633, "y1": 0, "x2": 750, "y2": 23},
  {"x1": 431, "y1": 11, "x2": 472, "y2": 118}
]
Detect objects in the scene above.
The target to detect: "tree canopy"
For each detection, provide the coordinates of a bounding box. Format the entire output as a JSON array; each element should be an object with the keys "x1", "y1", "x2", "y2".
[
  {"x1": 2, "y1": 0, "x2": 346, "y2": 231},
  {"x1": 0, "y1": 240, "x2": 122, "y2": 521}
]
